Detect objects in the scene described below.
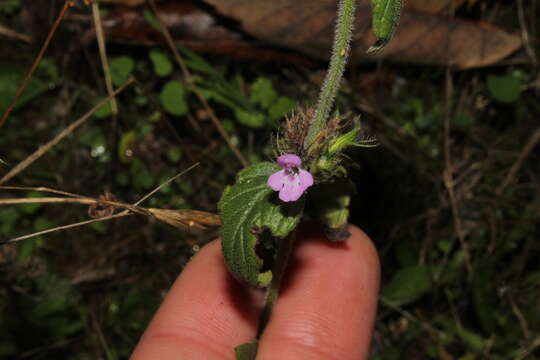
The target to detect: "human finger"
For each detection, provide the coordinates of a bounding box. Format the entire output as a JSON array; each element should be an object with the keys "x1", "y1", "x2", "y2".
[
  {"x1": 257, "y1": 225, "x2": 380, "y2": 360},
  {"x1": 131, "y1": 240, "x2": 263, "y2": 360}
]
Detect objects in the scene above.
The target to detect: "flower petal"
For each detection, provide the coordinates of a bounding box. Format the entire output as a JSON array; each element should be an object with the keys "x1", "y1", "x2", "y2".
[
  {"x1": 279, "y1": 174, "x2": 303, "y2": 202},
  {"x1": 298, "y1": 169, "x2": 314, "y2": 192},
  {"x1": 277, "y1": 154, "x2": 301, "y2": 168},
  {"x1": 267, "y1": 169, "x2": 286, "y2": 191}
]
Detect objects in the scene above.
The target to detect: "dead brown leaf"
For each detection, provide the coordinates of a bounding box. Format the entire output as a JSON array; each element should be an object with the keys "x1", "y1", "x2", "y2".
[
  {"x1": 84, "y1": 2, "x2": 317, "y2": 66},
  {"x1": 203, "y1": 0, "x2": 522, "y2": 68},
  {"x1": 97, "y1": 0, "x2": 145, "y2": 6},
  {"x1": 406, "y1": 0, "x2": 466, "y2": 14}
]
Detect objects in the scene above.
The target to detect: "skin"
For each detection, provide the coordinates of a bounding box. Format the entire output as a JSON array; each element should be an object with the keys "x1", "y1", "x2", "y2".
[{"x1": 131, "y1": 225, "x2": 380, "y2": 360}]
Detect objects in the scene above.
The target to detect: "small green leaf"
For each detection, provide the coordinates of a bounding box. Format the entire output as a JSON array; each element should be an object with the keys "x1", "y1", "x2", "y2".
[
  {"x1": 311, "y1": 179, "x2": 355, "y2": 241},
  {"x1": 487, "y1": 74, "x2": 521, "y2": 103},
  {"x1": 235, "y1": 340, "x2": 258, "y2": 360},
  {"x1": 93, "y1": 97, "x2": 113, "y2": 119},
  {"x1": 382, "y1": 265, "x2": 432, "y2": 306},
  {"x1": 250, "y1": 77, "x2": 277, "y2": 109},
  {"x1": 166, "y1": 147, "x2": 183, "y2": 163},
  {"x1": 368, "y1": 0, "x2": 403, "y2": 53},
  {"x1": 118, "y1": 131, "x2": 136, "y2": 163},
  {"x1": 160, "y1": 80, "x2": 188, "y2": 116},
  {"x1": 143, "y1": 10, "x2": 161, "y2": 30},
  {"x1": 329, "y1": 127, "x2": 359, "y2": 154},
  {"x1": 235, "y1": 108, "x2": 265, "y2": 128},
  {"x1": 268, "y1": 96, "x2": 296, "y2": 122},
  {"x1": 149, "y1": 50, "x2": 173, "y2": 77},
  {"x1": 219, "y1": 162, "x2": 304, "y2": 287},
  {"x1": 455, "y1": 326, "x2": 488, "y2": 352},
  {"x1": 109, "y1": 56, "x2": 135, "y2": 87},
  {"x1": 0, "y1": 64, "x2": 48, "y2": 113}
]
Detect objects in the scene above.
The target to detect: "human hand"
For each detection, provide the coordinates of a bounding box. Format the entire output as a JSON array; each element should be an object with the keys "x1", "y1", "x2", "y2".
[{"x1": 131, "y1": 225, "x2": 380, "y2": 360}]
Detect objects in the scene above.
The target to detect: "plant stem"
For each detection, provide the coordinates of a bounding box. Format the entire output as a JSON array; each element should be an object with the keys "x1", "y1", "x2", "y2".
[
  {"x1": 92, "y1": 0, "x2": 118, "y2": 115},
  {"x1": 256, "y1": 231, "x2": 297, "y2": 338},
  {"x1": 304, "y1": 0, "x2": 356, "y2": 150}
]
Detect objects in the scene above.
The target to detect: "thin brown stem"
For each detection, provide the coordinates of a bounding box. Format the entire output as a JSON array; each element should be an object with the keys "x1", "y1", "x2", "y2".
[
  {"x1": 0, "y1": 1, "x2": 74, "y2": 129},
  {"x1": 0, "y1": 78, "x2": 135, "y2": 185},
  {"x1": 496, "y1": 126, "x2": 540, "y2": 195},
  {"x1": 91, "y1": 0, "x2": 118, "y2": 115}
]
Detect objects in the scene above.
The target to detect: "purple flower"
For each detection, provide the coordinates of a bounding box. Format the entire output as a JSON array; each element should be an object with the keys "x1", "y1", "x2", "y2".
[{"x1": 267, "y1": 154, "x2": 314, "y2": 202}]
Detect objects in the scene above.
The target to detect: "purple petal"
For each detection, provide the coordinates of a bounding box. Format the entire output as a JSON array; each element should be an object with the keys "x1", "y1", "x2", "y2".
[
  {"x1": 267, "y1": 169, "x2": 286, "y2": 191},
  {"x1": 277, "y1": 154, "x2": 301, "y2": 168},
  {"x1": 279, "y1": 173, "x2": 303, "y2": 202},
  {"x1": 298, "y1": 169, "x2": 314, "y2": 192}
]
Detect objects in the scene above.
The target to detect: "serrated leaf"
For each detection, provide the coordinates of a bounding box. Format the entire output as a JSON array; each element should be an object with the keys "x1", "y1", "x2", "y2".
[
  {"x1": 368, "y1": 0, "x2": 403, "y2": 53},
  {"x1": 219, "y1": 162, "x2": 304, "y2": 287},
  {"x1": 382, "y1": 265, "x2": 432, "y2": 306},
  {"x1": 235, "y1": 340, "x2": 258, "y2": 360}
]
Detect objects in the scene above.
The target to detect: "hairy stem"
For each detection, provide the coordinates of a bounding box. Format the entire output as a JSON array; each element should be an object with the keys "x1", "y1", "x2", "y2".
[
  {"x1": 256, "y1": 231, "x2": 297, "y2": 338},
  {"x1": 304, "y1": 0, "x2": 356, "y2": 149}
]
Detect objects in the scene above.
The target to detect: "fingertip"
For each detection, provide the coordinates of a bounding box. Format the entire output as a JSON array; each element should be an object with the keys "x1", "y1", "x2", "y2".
[
  {"x1": 258, "y1": 224, "x2": 380, "y2": 360},
  {"x1": 131, "y1": 240, "x2": 263, "y2": 360}
]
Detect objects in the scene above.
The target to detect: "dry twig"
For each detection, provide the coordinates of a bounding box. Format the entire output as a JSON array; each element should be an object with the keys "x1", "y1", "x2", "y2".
[
  {"x1": 496, "y1": 126, "x2": 540, "y2": 195},
  {"x1": 0, "y1": 163, "x2": 219, "y2": 244},
  {"x1": 0, "y1": 78, "x2": 135, "y2": 185},
  {"x1": 0, "y1": 1, "x2": 74, "y2": 129}
]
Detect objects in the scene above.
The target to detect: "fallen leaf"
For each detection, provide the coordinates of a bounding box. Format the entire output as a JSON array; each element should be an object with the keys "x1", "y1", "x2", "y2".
[
  {"x1": 88, "y1": 2, "x2": 317, "y2": 66},
  {"x1": 203, "y1": 0, "x2": 522, "y2": 68},
  {"x1": 97, "y1": 0, "x2": 145, "y2": 6},
  {"x1": 406, "y1": 0, "x2": 466, "y2": 14}
]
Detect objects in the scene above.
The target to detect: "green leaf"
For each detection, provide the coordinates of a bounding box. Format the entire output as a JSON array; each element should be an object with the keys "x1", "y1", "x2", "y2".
[
  {"x1": 235, "y1": 340, "x2": 258, "y2": 360},
  {"x1": 382, "y1": 265, "x2": 432, "y2": 306},
  {"x1": 250, "y1": 77, "x2": 277, "y2": 109},
  {"x1": 0, "y1": 64, "x2": 48, "y2": 113},
  {"x1": 143, "y1": 10, "x2": 161, "y2": 31},
  {"x1": 455, "y1": 326, "x2": 488, "y2": 352},
  {"x1": 368, "y1": 0, "x2": 403, "y2": 53},
  {"x1": 180, "y1": 46, "x2": 219, "y2": 75},
  {"x1": 109, "y1": 56, "x2": 135, "y2": 87},
  {"x1": 219, "y1": 162, "x2": 304, "y2": 287},
  {"x1": 487, "y1": 75, "x2": 521, "y2": 103},
  {"x1": 166, "y1": 147, "x2": 183, "y2": 163},
  {"x1": 235, "y1": 108, "x2": 265, "y2": 128},
  {"x1": 149, "y1": 50, "x2": 173, "y2": 77},
  {"x1": 93, "y1": 97, "x2": 113, "y2": 119},
  {"x1": 268, "y1": 96, "x2": 296, "y2": 122},
  {"x1": 118, "y1": 131, "x2": 136, "y2": 163},
  {"x1": 160, "y1": 80, "x2": 188, "y2": 116},
  {"x1": 329, "y1": 127, "x2": 359, "y2": 154},
  {"x1": 311, "y1": 179, "x2": 355, "y2": 241},
  {"x1": 0, "y1": 0, "x2": 21, "y2": 15}
]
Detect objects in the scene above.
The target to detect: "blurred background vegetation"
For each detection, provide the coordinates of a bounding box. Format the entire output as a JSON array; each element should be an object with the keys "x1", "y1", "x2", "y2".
[{"x1": 0, "y1": 0, "x2": 538, "y2": 359}]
